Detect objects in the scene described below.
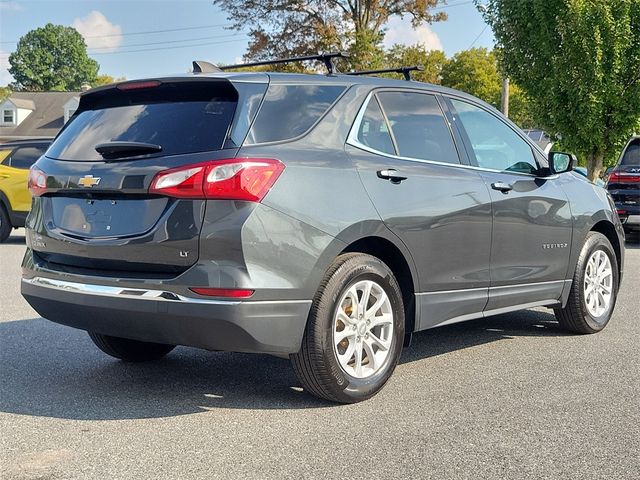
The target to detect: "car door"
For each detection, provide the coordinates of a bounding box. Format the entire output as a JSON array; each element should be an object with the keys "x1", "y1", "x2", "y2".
[
  {"x1": 446, "y1": 97, "x2": 573, "y2": 312},
  {"x1": 346, "y1": 90, "x2": 493, "y2": 329},
  {"x1": 0, "y1": 145, "x2": 47, "y2": 212}
]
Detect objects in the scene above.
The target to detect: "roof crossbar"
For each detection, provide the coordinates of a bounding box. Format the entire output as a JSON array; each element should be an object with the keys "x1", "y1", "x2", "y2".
[
  {"x1": 217, "y1": 52, "x2": 349, "y2": 75},
  {"x1": 345, "y1": 65, "x2": 424, "y2": 81}
]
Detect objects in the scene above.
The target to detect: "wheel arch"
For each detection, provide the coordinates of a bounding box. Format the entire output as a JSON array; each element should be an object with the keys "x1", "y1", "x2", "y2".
[
  {"x1": 590, "y1": 219, "x2": 623, "y2": 279},
  {"x1": 340, "y1": 235, "x2": 418, "y2": 335}
]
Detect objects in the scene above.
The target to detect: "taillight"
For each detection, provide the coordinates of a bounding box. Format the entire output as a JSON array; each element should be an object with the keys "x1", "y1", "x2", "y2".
[
  {"x1": 189, "y1": 287, "x2": 254, "y2": 298},
  {"x1": 149, "y1": 158, "x2": 284, "y2": 201},
  {"x1": 607, "y1": 171, "x2": 640, "y2": 184},
  {"x1": 28, "y1": 166, "x2": 48, "y2": 197}
]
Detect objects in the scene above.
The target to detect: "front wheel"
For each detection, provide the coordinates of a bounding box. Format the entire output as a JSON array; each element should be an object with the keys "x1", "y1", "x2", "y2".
[
  {"x1": 0, "y1": 205, "x2": 11, "y2": 243},
  {"x1": 554, "y1": 232, "x2": 619, "y2": 334},
  {"x1": 291, "y1": 253, "x2": 405, "y2": 403}
]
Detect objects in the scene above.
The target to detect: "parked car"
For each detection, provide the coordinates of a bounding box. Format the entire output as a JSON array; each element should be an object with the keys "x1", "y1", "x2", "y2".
[
  {"x1": 0, "y1": 138, "x2": 52, "y2": 242},
  {"x1": 20, "y1": 64, "x2": 625, "y2": 403},
  {"x1": 574, "y1": 166, "x2": 606, "y2": 187},
  {"x1": 607, "y1": 136, "x2": 640, "y2": 238}
]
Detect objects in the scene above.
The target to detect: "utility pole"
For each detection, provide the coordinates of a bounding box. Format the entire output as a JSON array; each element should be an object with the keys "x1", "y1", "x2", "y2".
[{"x1": 500, "y1": 77, "x2": 510, "y2": 117}]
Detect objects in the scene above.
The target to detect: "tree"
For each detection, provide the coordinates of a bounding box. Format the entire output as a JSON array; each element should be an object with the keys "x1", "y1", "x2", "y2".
[
  {"x1": 385, "y1": 44, "x2": 447, "y2": 83},
  {"x1": 0, "y1": 86, "x2": 10, "y2": 102},
  {"x1": 92, "y1": 75, "x2": 126, "y2": 87},
  {"x1": 481, "y1": 0, "x2": 640, "y2": 180},
  {"x1": 9, "y1": 23, "x2": 99, "y2": 91},
  {"x1": 213, "y1": 0, "x2": 447, "y2": 70},
  {"x1": 441, "y1": 48, "x2": 501, "y2": 106}
]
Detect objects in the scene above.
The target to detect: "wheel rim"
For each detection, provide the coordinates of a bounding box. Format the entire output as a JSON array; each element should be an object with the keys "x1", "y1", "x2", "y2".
[
  {"x1": 332, "y1": 280, "x2": 394, "y2": 379},
  {"x1": 583, "y1": 249, "x2": 613, "y2": 318}
]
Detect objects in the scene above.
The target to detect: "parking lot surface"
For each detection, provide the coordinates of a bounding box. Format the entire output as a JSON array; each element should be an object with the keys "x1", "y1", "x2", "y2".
[{"x1": 1, "y1": 230, "x2": 638, "y2": 479}]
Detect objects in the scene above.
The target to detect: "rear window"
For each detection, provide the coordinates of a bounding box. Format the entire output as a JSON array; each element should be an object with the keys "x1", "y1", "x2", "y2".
[
  {"x1": 245, "y1": 84, "x2": 346, "y2": 144},
  {"x1": 47, "y1": 80, "x2": 250, "y2": 161},
  {"x1": 621, "y1": 139, "x2": 640, "y2": 166}
]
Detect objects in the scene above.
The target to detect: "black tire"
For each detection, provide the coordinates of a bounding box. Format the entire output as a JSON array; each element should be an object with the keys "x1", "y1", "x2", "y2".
[
  {"x1": 0, "y1": 204, "x2": 11, "y2": 243},
  {"x1": 554, "y1": 232, "x2": 619, "y2": 334},
  {"x1": 88, "y1": 332, "x2": 175, "y2": 362},
  {"x1": 291, "y1": 253, "x2": 405, "y2": 403}
]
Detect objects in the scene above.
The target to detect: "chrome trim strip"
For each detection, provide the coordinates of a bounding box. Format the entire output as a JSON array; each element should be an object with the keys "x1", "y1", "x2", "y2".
[
  {"x1": 416, "y1": 279, "x2": 569, "y2": 296},
  {"x1": 22, "y1": 277, "x2": 312, "y2": 306},
  {"x1": 346, "y1": 90, "x2": 557, "y2": 179}
]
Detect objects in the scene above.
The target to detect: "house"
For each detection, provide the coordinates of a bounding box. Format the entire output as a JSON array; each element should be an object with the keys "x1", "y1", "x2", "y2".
[{"x1": 0, "y1": 91, "x2": 82, "y2": 143}]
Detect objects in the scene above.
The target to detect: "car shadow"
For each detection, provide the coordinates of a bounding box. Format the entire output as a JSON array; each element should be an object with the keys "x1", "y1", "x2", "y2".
[
  {"x1": 1, "y1": 234, "x2": 26, "y2": 245},
  {"x1": 0, "y1": 309, "x2": 565, "y2": 419}
]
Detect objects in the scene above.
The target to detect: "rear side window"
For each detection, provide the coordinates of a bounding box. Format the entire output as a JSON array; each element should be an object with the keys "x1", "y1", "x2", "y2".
[
  {"x1": 376, "y1": 92, "x2": 460, "y2": 164},
  {"x1": 47, "y1": 81, "x2": 241, "y2": 161},
  {"x1": 356, "y1": 97, "x2": 395, "y2": 155},
  {"x1": 246, "y1": 84, "x2": 345, "y2": 144},
  {"x1": 8, "y1": 146, "x2": 47, "y2": 169},
  {"x1": 621, "y1": 139, "x2": 639, "y2": 166}
]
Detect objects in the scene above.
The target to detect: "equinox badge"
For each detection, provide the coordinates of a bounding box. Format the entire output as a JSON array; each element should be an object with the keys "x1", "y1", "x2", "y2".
[{"x1": 79, "y1": 175, "x2": 101, "y2": 188}]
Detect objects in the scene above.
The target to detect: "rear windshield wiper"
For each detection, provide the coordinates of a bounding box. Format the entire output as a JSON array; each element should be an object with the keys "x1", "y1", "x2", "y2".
[{"x1": 95, "y1": 141, "x2": 162, "y2": 159}]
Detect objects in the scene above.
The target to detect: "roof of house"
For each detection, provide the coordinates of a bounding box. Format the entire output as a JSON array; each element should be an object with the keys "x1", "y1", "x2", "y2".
[{"x1": 0, "y1": 91, "x2": 79, "y2": 141}]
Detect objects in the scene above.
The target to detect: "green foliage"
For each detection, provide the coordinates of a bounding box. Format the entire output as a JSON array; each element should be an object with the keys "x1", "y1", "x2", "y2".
[
  {"x1": 213, "y1": 0, "x2": 445, "y2": 71},
  {"x1": 441, "y1": 48, "x2": 502, "y2": 106},
  {"x1": 481, "y1": 0, "x2": 640, "y2": 179},
  {"x1": 92, "y1": 75, "x2": 126, "y2": 87},
  {"x1": 8, "y1": 23, "x2": 99, "y2": 91},
  {"x1": 0, "y1": 86, "x2": 10, "y2": 102},
  {"x1": 385, "y1": 45, "x2": 447, "y2": 83}
]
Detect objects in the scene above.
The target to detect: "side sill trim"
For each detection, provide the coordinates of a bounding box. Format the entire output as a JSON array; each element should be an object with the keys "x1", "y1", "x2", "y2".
[{"x1": 21, "y1": 277, "x2": 312, "y2": 306}]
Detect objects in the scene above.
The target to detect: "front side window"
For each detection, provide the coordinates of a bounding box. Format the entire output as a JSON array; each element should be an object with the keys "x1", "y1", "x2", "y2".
[
  {"x1": 376, "y1": 92, "x2": 460, "y2": 164},
  {"x1": 356, "y1": 96, "x2": 395, "y2": 155},
  {"x1": 246, "y1": 84, "x2": 345, "y2": 144},
  {"x1": 450, "y1": 99, "x2": 538, "y2": 174},
  {"x1": 3, "y1": 109, "x2": 14, "y2": 123}
]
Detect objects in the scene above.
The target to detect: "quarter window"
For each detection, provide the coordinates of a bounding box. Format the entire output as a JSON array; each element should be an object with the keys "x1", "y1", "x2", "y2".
[
  {"x1": 376, "y1": 92, "x2": 460, "y2": 164},
  {"x1": 246, "y1": 84, "x2": 345, "y2": 144},
  {"x1": 8, "y1": 146, "x2": 47, "y2": 169},
  {"x1": 450, "y1": 99, "x2": 538, "y2": 174},
  {"x1": 356, "y1": 96, "x2": 395, "y2": 155}
]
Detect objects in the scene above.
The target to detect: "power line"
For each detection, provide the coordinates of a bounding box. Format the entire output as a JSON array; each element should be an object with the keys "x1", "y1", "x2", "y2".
[
  {"x1": 87, "y1": 33, "x2": 244, "y2": 51},
  {"x1": 0, "y1": 23, "x2": 234, "y2": 45},
  {"x1": 468, "y1": 24, "x2": 489, "y2": 48},
  {"x1": 88, "y1": 38, "x2": 247, "y2": 55}
]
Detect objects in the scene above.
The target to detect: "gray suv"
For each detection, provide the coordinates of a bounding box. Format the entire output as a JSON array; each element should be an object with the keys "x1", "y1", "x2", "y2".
[{"x1": 21, "y1": 62, "x2": 625, "y2": 403}]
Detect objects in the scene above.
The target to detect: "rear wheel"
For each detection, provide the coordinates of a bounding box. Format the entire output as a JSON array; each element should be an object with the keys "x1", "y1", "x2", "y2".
[
  {"x1": 291, "y1": 253, "x2": 405, "y2": 403},
  {"x1": 0, "y1": 205, "x2": 11, "y2": 243},
  {"x1": 88, "y1": 332, "x2": 175, "y2": 362},
  {"x1": 554, "y1": 232, "x2": 619, "y2": 334}
]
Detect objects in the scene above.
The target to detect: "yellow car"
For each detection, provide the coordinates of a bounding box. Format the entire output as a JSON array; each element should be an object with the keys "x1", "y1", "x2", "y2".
[{"x1": 0, "y1": 139, "x2": 51, "y2": 242}]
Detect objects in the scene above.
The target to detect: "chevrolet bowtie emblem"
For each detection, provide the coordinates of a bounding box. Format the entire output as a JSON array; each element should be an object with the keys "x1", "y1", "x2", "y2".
[{"x1": 79, "y1": 175, "x2": 101, "y2": 188}]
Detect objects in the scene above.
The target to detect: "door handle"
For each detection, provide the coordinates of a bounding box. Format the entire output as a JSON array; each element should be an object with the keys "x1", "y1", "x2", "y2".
[
  {"x1": 491, "y1": 181, "x2": 513, "y2": 193},
  {"x1": 377, "y1": 169, "x2": 407, "y2": 183}
]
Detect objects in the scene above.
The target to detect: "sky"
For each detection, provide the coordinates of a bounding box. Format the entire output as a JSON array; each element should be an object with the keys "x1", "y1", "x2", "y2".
[{"x1": 0, "y1": 0, "x2": 495, "y2": 86}]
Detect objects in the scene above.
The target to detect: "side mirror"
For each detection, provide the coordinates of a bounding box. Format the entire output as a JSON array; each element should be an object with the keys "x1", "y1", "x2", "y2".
[{"x1": 548, "y1": 151, "x2": 576, "y2": 174}]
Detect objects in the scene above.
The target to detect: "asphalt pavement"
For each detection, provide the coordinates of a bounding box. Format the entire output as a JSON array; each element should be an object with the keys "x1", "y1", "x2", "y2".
[{"x1": 1, "y1": 229, "x2": 638, "y2": 479}]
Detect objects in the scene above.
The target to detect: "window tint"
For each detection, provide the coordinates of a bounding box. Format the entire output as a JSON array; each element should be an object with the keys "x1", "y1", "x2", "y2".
[
  {"x1": 246, "y1": 85, "x2": 345, "y2": 144},
  {"x1": 621, "y1": 139, "x2": 639, "y2": 166},
  {"x1": 47, "y1": 81, "x2": 240, "y2": 161},
  {"x1": 376, "y1": 92, "x2": 459, "y2": 164},
  {"x1": 450, "y1": 99, "x2": 537, "y2": 174},
  {"x1": 8, "y1": 146, "x2": 46, "y2": 169},
  {"x1": 356, "y1": 97, "x2": 395, "y2": 155}
]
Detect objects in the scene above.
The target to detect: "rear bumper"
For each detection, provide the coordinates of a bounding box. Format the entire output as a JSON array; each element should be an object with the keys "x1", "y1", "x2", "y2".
[{"x1": 21, "y1": 276, "x2": 311, "y2": 354}]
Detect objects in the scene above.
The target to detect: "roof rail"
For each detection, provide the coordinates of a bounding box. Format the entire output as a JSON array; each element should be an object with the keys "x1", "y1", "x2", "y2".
[
  {"x1": 345, "y1": 65, "x2": 424, "y2": 81},
  {"x1": 218, "y1": 52, "x2": 349, "y2": 75}
]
